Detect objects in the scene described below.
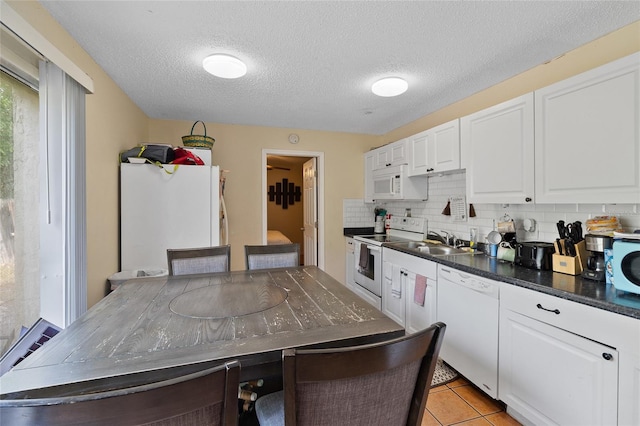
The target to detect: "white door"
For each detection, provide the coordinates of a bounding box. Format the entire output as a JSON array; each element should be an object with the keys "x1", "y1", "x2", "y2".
[{"x1": 303, "y1": 158, "x2": 317, "y2": 265}]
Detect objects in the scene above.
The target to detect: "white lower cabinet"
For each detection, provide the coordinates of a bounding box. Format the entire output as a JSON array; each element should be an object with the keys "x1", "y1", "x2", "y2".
[
  {"x1": 500, "y1": 309, "x2": 618, "y2": 425},
  {"x1": 628, "y1": 352, "x2": 640, "y2": 426},
  {"x1": 382, "y1": 248, "x2": 437, "y2": 333},
  {"x1": 498, "y1": 283, "x2": 637, "y2": 426},
  {"x1": 404, "y1": 268, "x2": 436, "y2": 334},
  {"x1": 345, "y1": 237, "x2": 355, "y2": 290},
  {"x1": 382, "y1": 261, "x2": 405, "y2": 326}
]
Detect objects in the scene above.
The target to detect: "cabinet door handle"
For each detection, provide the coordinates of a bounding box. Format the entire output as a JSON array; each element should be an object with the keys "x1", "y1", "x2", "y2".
[
  {"x1": 602, "y1": 353, "x2": 613, "y2": 361},
  {"x1": 525, "y1": 197, "x2": 532, "y2": 202},
  {"x1": 427, "y1": 168, "x2": 434, "y2": 172},
  {"x1": 536, "y1": 303, "x2": 560, "y2": 314}
]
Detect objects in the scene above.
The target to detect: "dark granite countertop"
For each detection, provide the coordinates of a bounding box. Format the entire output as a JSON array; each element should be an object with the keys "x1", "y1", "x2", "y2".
[
  {"x1": 383, "y1": 244, "x2": 640, "y2": 320},
  {"x1": 344, "y1": 227, "x2": 375, "y2": 237}
]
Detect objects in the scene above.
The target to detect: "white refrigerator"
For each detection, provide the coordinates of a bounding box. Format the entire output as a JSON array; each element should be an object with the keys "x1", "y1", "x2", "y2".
[{"x1": 120, "y1": 162, "x2": 221, "y2": 270}]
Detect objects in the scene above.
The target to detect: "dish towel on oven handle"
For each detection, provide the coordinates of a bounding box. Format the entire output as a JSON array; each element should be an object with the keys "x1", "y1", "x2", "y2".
[
  {"x1": 358, "y1": 243, "x2": 369, "y2": 272},
  {"x1": 391, "y1": 264, "x2": 402, "y2": 298},
  {"x1": 414, "y1": 274, "x2": 427, "y2": 306}
]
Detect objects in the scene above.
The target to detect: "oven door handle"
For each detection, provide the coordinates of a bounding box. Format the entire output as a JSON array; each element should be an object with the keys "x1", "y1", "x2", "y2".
[{"x1": 367, "y1": 246, "x2": 381, "y2": 253}]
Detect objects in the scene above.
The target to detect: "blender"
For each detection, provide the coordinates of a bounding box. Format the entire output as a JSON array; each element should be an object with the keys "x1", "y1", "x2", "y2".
[
  {"x1": 581, "y1": 234, "x2": 613, "y2": 281},
  {"x1": 374, "y1": 208, "x2": 386, "y2": 234}
]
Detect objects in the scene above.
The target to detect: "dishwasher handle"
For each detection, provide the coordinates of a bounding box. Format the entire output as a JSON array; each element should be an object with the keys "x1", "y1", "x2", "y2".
[
  {"x1": 440, "y1": 266, "x2": 473, "y2": 282},
  {"x1": 440, "y1": 267, "x2": 499, "y2": 297}
]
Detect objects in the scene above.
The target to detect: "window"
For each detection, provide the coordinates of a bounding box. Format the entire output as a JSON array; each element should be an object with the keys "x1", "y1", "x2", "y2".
[
  {"x1": 0, "y1": 9, "x2": 89, "y2": 357},
  {"x1": 0, "y1": 71, "x2": 40, "y2": 356}
]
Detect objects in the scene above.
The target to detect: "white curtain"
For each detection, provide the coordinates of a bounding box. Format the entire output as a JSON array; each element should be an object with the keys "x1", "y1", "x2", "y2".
[{"x1": 38, "y1": 61, "x2": 86, "y2": 327}]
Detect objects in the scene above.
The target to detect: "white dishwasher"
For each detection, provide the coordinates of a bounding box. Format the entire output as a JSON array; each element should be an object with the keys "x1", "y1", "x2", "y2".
[{"x1": 437, "y1": 265, "x2": 500, "y2": 398}]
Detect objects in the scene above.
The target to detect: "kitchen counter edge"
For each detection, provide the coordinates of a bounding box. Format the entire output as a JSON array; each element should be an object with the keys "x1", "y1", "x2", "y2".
[
  {"x1": 383, "y1": 244, "x2": 640, "y2": 320},
  {"x1": 344, "y1": 227, "x2": 375, "y2": 237}
]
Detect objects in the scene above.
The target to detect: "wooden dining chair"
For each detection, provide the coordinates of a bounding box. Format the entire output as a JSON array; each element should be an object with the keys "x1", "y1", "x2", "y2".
[
  {"x1": 244, "y1": 243, "x2": 300, "y2": 270},
  {"x1": 0, "y1": 360, "x2": 240, "y2": 426},
  {"x1": 167, "y1": 245, "x2": 231, "y2": 276},
  {"x1": 255, "y1": 322, "x2": 446, "y2": 426}
]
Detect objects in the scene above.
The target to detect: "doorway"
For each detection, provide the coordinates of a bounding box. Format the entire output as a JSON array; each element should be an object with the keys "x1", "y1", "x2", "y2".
[{"x1": 262, "y1": 149, "x2": 325, "y2": 269}]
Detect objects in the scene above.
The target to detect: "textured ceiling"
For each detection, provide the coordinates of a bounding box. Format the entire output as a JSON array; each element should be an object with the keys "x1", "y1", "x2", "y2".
[{"x1": 41, "y1": 1, "x2": 639, "y2": 135}]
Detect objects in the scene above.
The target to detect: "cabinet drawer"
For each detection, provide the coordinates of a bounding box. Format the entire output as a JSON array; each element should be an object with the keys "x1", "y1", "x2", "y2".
[
  {"x1": 383, "y1": 248, "x2": 437, "y2": 279},
  {"x1": 500, "y1": 284, "x2": 624, "y2": 347}
]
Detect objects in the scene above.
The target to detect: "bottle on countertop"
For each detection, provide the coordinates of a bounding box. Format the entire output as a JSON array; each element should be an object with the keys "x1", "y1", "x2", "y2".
[
  {"x1": 469, "y1": 227, "x2": 478, "y2": 253},
  {"x1": 385, "y1": 213, "x2": 391, "y2": 236}
]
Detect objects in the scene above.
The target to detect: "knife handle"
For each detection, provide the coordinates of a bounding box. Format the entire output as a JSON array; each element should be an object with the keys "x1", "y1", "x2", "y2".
[{"x1": 554, "y1": 239, "x2": 563, "y2": 255}]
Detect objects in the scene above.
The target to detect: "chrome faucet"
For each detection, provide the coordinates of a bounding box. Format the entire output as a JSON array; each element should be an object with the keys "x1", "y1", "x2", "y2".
[
  {"x1": 441, "y1": 231, "x2": 453, "y2": 245},
  {"x1": 426, "y1": 231, "x2": 447, "y2": 244},
  {"x1": 441, "y1": 231, "x2": 460, "y2": 247},
  {"x1": 427, "y1": 230, "x2": 457, "y2": 246}
]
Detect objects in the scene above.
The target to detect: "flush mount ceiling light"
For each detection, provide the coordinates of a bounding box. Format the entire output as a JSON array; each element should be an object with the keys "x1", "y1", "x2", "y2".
[
  {"x1": 371, "y1": 77, "x2": 408, "y2": 97},
  {"x1": 202, "y1": 54, "x2": 247, "y2": 79}
]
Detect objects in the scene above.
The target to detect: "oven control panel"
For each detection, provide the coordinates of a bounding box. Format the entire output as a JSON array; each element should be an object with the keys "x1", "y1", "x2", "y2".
[{"x1": 390, "y1": 216, "x2": 427, "y2": 233}]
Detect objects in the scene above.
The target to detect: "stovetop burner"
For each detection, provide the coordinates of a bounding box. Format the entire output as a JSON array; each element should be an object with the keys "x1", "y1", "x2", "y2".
[
  {"x1": 356, "y1": 234, "x2": 413, "y2": 244},
  {"x1": 353, "y1": 216, "x2": 428, "y2": 246}
]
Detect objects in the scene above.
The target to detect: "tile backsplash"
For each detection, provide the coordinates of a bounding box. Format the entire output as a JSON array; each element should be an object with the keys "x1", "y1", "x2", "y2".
[{"x1": 343, "y1": 171, "x2": 640, "y2": 244}]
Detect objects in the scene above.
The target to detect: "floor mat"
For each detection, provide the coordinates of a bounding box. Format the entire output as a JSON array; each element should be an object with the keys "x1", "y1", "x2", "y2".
[{"x1": 431, "y1": 358, "x2": 458, "y2": 387}]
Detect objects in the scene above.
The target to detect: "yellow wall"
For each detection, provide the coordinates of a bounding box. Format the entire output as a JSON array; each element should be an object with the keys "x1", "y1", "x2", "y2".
[
  {"x1": 7, "y1": 1, "x2": 149, "y2": 307},
  {"x1": 148, "y1": 120, "x2": 376, "y2": 275},
  {"x1": 7, "y1": 1, "x2": 640, "y2": 308},
  {"x1": 384, "y1": 21, "x2": 640, "y2": 143}
]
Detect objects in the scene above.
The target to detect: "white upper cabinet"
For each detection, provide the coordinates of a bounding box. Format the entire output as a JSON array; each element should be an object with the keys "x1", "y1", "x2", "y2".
[
  {"x1": 407, "y1": 131, "x2": 429, "y2": 176},
  {"x1": 363, "y1": 151, "x2": 375, "y2": 203},
  {"x1": 461, "y1": 93, "x2": 535, "y2": 204},
  {"x1": 374, "y1": 139, "x2": 407, "y2": 169},
  {"x1": 534, "y1": 52, "x2": 640, "y2": 204},
  {"x1": 407, "y1": 119, "x2": 460, "y2": 176}
]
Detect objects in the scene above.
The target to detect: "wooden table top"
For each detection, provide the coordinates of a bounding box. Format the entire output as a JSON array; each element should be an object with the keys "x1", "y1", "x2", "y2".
[{"x1": 0, "y1": 266, "x2": 404, "y2": 396}]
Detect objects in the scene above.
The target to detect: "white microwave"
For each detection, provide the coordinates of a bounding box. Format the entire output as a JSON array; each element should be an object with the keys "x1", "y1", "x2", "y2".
[{"x1": 371, "y1": 165, "x2": 428, "y2": 201}]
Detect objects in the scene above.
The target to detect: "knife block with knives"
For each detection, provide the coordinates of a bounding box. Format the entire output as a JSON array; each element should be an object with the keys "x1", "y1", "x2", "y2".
[{"x1": 552, "y1": 239, "x2": 587, "y2": 275}]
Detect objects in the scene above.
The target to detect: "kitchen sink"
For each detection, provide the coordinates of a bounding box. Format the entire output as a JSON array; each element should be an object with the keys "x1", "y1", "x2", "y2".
[
  {"x1": 386, "y1": 241, "x2": 471, "y2": 256},
  {"x1": 416, "y1": 245, "x2": 469, "y2": 255}
]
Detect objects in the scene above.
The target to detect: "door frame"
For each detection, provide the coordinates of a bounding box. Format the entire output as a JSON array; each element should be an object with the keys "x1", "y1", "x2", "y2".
[{"x1": 262, "y1": 149, "x2": 325, "y2": 270}]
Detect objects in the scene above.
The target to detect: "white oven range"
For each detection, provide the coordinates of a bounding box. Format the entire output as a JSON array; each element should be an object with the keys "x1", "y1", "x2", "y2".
[{"x1": 353, "y1": 216, "x2": 427, "y2": 309}]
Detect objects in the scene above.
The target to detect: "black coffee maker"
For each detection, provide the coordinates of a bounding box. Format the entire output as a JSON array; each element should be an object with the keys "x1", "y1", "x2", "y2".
[{"x1": 582, "y1": 234, "x2": 613, "y2": 281}]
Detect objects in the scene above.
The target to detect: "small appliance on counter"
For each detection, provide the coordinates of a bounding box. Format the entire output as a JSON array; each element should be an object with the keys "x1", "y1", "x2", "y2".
[
  {"x1": 373, "y1": 207, "x2": 387, "y2": 234},
  {"x1": 612, "y1": 234, "x2": 640, "y2": 295},
  {"x1": 514, "y1": 241, "x2": 555, "y2": 271},
  {"x1": 581, "y1": 234, "x2": 613, "y2": 281},
  {"x1": 374, "y1": 216, "x2": 385, "y2": 234},
  {"x1": 551, "y1": 220, "x2": 586, "y2": 275}
]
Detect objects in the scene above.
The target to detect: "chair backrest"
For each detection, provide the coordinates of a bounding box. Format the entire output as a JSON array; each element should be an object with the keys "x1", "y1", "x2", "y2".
[
  {"x1": 283, "y1": 322, "x2": 446, "y2": 426},
  {"x1": 0, "y1": 360, "x2": 240, "y2": 426},
  {"x1": 245, "y1": 243, "x2": 300, "y2": 270},
  {"x1": 167, "y1": 245, "x2": 231, "y2": 276}
]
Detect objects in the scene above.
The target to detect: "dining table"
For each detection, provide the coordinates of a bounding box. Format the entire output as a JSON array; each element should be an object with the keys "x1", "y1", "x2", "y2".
[{"x1": 0, "y1": 266, "x2": 404, "y2": 398}]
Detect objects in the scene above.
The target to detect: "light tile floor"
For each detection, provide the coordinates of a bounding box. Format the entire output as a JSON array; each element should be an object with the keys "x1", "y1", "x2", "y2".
[{"x1": 423, "y1": 376, "x2": 522, "y2": 426}]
